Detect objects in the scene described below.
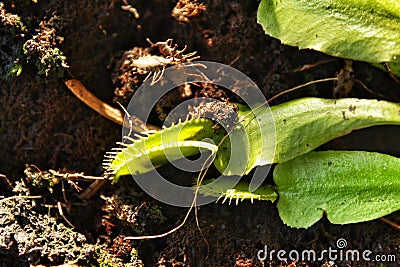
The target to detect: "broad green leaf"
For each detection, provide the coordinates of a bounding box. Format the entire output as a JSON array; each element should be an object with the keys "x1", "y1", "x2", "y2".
[
  {"x1": 104, "y1": 118, "x2": 216, "y2": 182},
  {"x1": 257, "y1": 0, "x2": 400, "y2": 63},
  {"x1": 271, "y1": 98, "x2": 400, "y2": 162},
  {"x1": 215, "y1": 98, "x2": 400, "y2": 175},
  {"x1": 274, "y1": 151, "x2": 400, "y2": 228}
]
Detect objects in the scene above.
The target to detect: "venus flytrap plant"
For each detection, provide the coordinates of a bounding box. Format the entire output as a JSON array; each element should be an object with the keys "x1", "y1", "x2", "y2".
[{"x1": 105, "y1": 97, "x2": 400, "y2": 229}]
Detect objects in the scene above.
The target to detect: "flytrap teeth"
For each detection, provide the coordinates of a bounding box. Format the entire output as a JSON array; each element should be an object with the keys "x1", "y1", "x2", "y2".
[
  {"x1": 104, "y1": 155, "x2": 117, "y2": 159},
  {"x1": 216, "y1": 193, "x2": 224, "y2": 203},
  {"x1": 105, "y1": 151, "x2": 120, "y2": 155},
  {"x1": 134, "y1": 133, "x2": 145, "y2": 139},
  {"x1": 215, "y1": 189, "x2": 261, "y2": 205},
  {"x1": 123, "y1": 136, "x2": 137, "y2": 142},
  {"x1": 221, "y1": 196, "x2": 227, "y2": 204},
  {"x1": 115, "y1": 142, "x2": 128, "y2": 147},
  {"x1": 144, "y1": 130, "x2": 156, "y2": 135},
  {"x1": 103, "y1": 167, "x2": 115, "y2": 174},
  {"x1": 223, "y1": 195, "x2": 233, "y2": 205},
  {"x1": 237, "y1": 196, "x2": 245, "y2": 205}
]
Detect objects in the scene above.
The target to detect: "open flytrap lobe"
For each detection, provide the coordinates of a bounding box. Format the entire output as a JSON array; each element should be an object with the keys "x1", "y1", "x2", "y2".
[{"x1": 103, "y1": 116, "x2": 216, "y2": 183}]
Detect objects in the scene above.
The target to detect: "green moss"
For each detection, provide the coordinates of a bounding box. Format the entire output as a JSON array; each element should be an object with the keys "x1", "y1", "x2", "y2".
[
  {"x1": 0, "y1": 2, "x2": 68, "y2": 79},
  {"x1": 0, "y1": 3, "x2": 27, "y2": 79},
  {"x1": 23, "y1": 21, "x2": 68, "y2": 78}
]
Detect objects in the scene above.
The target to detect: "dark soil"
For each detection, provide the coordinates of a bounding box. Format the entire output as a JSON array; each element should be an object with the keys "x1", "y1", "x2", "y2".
[{"x1": 1, "y1": 0, "x2": 400, "y2": 266}]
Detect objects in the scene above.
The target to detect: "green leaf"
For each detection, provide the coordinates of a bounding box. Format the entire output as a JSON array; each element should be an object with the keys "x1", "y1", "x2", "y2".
[
  {"x1": 274, "y1": 151, "x2": 400, "y2": 228},
  {"x1": 104, "y1": 118, "x2": 216, "y2": 182},
  {"x1": 271, "y1": 97, "x2": 400, "y2": 162},
  {"x1": 257, "y1": 0, "x2": 400, "y2": 63},
  {"x1": 216, "y1": 98, "x2": 400, "y2": 175}
]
